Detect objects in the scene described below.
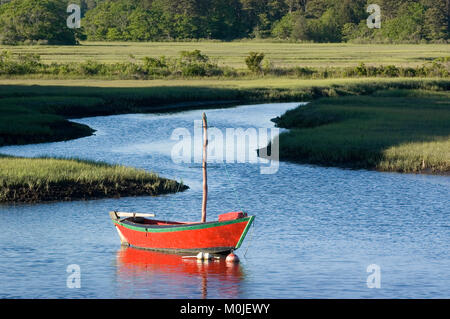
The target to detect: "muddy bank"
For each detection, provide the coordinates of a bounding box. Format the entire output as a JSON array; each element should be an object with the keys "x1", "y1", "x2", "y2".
[{"x1": 0, "y1": 179, "x2": 188, "y2": 204}]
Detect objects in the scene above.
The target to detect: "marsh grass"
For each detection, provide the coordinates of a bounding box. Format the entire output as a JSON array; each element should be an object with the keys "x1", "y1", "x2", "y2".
[
  {"x1": 0, "y1": 156, "x2": 187, "y2": 203},
  {"x1": 3, "y1": 42, "x2": 449, "y2": 68},
  {"x1": 1, "y1": 78, "x2": 449, "y2": 147},
  {"x1": 0, "y1": 85, "x2": 243, "y2": 146},
  {"x1": 274, "y1": 89, "x2": 450, "y2": 173},
  {"x1": 1, "y1": 43, "x2": 448, "y2": 81}
]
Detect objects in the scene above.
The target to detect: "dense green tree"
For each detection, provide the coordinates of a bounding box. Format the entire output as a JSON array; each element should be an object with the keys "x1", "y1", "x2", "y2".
[
  {"x1": 0, "y1": 0, "x2": 78, "y2": 44},
  {"x1": 82, "y1": 0, "x2": 138, "y2": 40},
  {"x1": 272, "y1": 12, "x2": 296, "y2": 39},
  {"x1": 203, "y1": 0, "x2": 246, "y2": 39},
  {"x1": 240, "y1": 0, "x2": 288, "y2": 37},
  {"x1": 422, "y1": 0, "x2": 448, "y2": 41},
  {"x1": 285, "y1": 0, "x2": 307, "y2": 13},
  {"x1": 148, "y1": 0, "x2": 199, "y2": 39},
  {"x1": 381, "y1": 2, "x2": 426, "y2": 41},
  {"x1": 71, "y1": 0, "x2": 102, "y2": 15},
  {"x1": 126, "y1": 6, "x2": 155, "y2": 40},
  {"x1": 375, "y1": 0, "x2": 416, "y2": 19},
  {"x1": 308, "y1": 7, "x2": 342, "y2": 42},
  {"x1": 291, "y1": 13, "x2": 309, "y2": 40},
  {"x1": 304, "y1": 0, "x2": 330, "y2": 18},
  {"x1": 1, "y1": 0, "x2": 447, "y2": 43},
  {"x1": 82, "y1": 0, "x2": 247, "y2": 40},
  {"x1": 332, "y1": 0, "x2": 366, "y2": 26}
]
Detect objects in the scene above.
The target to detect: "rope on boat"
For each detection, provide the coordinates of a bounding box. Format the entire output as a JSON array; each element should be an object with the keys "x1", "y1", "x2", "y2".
[
  {"x1": 243, "y1": 217, "x2": 256, "y2": 259},
  {"x1": 221, "y1": 160, "x2": 243, "y2": 213},
  {"x1": 213, "y1": 127, "x2": 253, "y2": 258}
]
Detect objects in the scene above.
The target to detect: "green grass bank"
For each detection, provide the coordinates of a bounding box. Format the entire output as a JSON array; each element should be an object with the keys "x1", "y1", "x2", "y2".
[
  {"x1": 0, "y1": 156, "x2": 188, "y2": 204},
  {"x1": 1, "y1": 78, "x2": 448, "y2": 147},
  {"x1": 272, "y1": 89, "x2": 450, "y2": 174}
]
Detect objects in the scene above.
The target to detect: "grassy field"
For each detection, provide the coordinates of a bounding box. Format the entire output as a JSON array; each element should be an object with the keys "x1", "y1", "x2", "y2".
[
  {"x1": 273, "y1": 89, "x2": 450, "y2": 174},
  {"x1": 2, "y1": 42, "x2": 449, "y2": 68},
  {"x1": 0, "y1": 156, "x2": 187, "y2": 203}
]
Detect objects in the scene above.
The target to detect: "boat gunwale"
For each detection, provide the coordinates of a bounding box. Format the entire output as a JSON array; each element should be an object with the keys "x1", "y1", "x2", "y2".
[{"x1": 113, "y1": 216, "x2": 254, "y2": 233}]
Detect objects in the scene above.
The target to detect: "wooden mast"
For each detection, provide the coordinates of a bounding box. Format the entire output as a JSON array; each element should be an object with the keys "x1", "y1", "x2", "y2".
[{"x1": 201, "y1": 113, "x2": 208, "y2": 223}]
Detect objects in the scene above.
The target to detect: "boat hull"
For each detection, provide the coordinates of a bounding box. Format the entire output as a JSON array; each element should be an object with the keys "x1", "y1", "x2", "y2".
[{"x1": 111, "y1": 215, "x2": 255, "y2": 254}]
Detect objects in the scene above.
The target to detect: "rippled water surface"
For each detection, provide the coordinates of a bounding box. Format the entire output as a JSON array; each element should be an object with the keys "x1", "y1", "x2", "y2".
[{"x1": 0, "y1": 102, "x2": 449, "y2": 298}]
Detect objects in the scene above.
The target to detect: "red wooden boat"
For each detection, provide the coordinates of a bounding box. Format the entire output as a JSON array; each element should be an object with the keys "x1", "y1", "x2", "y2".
[{"x1": 110, "y1": 113, "x2": 255, "y2": 254}]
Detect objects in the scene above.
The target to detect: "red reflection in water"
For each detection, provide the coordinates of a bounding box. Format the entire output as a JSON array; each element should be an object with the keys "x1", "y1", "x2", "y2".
[{"x1": 116, "y1": 247, "x2": 244, "y2": 298}]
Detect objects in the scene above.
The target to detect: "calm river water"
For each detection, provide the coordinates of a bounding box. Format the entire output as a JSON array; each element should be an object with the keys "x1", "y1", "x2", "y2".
[{"x1": 0, "y1": 102, "x2": 449, "y2": 298}]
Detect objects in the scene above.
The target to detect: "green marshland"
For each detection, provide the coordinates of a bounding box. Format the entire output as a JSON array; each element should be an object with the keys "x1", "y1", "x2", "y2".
[{"x1": 0, "y1": 42, "x2": 449, "y2": 203}]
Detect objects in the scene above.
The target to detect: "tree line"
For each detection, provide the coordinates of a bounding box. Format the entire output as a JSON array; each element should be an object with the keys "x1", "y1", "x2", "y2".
[{"x1": 0, "y1": 0, "x2": 448, "y2": 44}]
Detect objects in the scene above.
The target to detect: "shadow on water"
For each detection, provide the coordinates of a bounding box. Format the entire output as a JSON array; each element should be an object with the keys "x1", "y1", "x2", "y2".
[{"x1": 115, "y1": 247, "x2": 245, "y2": 299}]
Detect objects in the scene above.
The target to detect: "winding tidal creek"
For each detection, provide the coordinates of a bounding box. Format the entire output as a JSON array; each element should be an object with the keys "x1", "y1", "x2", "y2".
[{"x1": 0, "y1": 102, "x2": 448, "y2": 298}]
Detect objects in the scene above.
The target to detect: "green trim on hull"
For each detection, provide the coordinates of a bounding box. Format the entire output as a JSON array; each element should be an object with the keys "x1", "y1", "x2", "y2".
[{"x1": 112, "y1": 216, "x2": 253, "y2": 233}]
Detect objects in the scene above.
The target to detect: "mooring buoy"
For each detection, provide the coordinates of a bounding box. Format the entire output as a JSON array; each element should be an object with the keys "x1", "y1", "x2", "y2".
[{"x1": 226, "y1": 252, "x2": 240, "y2": 263}]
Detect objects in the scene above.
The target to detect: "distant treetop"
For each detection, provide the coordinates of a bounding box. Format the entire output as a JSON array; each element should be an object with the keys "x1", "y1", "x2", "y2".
[
  {"x1": 0, "y1": 0, "x2": 79, "y2": 45},
  {"x1": 0, "y1": 0, "x2": 448, "y2": 44}
]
